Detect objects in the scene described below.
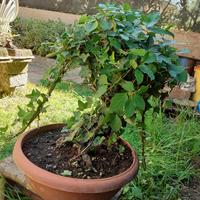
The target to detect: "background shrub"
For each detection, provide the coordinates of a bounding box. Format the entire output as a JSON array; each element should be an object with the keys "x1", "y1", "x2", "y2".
[{"x1": 11, "y1": 18, "x2": 65, "y2": 56}]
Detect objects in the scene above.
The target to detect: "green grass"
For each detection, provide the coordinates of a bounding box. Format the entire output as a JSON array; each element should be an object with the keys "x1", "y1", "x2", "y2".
[
  {"x1": 0, "y1": 84, "x2": 200, "y2": 199},
  {"x1": 121, "y1": 109, "x2": 200, "y2": 200},
  {"x1": 4, "y1": 184, "x2": 31, "y2": 200},
  {"x1": 0, "y1": 83, "x2": 79, "y2": 159}
]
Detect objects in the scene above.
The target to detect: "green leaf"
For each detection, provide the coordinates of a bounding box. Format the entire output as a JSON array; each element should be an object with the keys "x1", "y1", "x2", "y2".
[
  {"x1": 110, "y1": 93, "x2": 128, "y2": 114},
  {"x1": 99, "y1": 74, "x2": 108, "y2": 85},
  {"x1": 135, "y1": 69, "x2": 144, "y2": 85},
  {"x1": 148, "y1": 96, "x2": 160, "y2": 107},
  {"x1": 80, "y1": 66, "x2": 90, "y2": 78},
  {"x1": 120, "y1": 34, "x2": 129, "y2": 41},
  {"x1": 143, "y1": 52, "x2": 157, "y2": 64},
  {"x1": 84, "y1": 131, "x2": 95, "y2": 143},
  {"x1": 121, "y1": 81, "x2": 134, "y2": 92},
  {"x1": 61, "y1": 170, "x2": 72, "y2": 176},
  {"x1": 64, "y1": 130, "x2": 77, "y2": 142},
  {"x1": 135, "y1": 111, "x2": 142, "y2": 122},
  {"x1": 176, "y1": 70, "x2": 188, "y2": 82},
  {"x1": 168, "y1": 64, "x2": 185, "y2": 78},
  {"x1": 110, "y1": 114, "x2": 122, "y2": 131},
  {"x1": 99, "y1": 19, "x2": 112, "y2": 31},
  {"x1": 144, "y1": 12, "x2": 160, "y2": 28},
  {"x1": 177, "y1": 48, "x2": 190, "y2": 54},
  {"x1": 0, "y1": 126, "x2": 8, "y2": 133},
  {"x1": 85, "y1": 20, "x2": 98, "y2": 33},
  {"x1": 64, "y1": 120, "x2": 83, "y2": 142},
  {"x1": 133, "y1": 94, "x2": 145, "y2": 111},
  {"x1": 129, "y1": 49, "x2": 146, "y2": 56},
  {"x1": 125, "y1": 94, "x2": 145, "y2": 117},
  {"x1": 139, "y1": 64, "x2": 155, "y2": 80},
  {"x1": 149, "y1": 27, "x2": 174, "y2": 37},
  {"x1": 119, "y1": 145, "x2": 125, "y2": 155},
  {"x1": 125, "y1": 98, "x2": 135, "y2": 118},
  {"x1": 108, "y1": 132, "x2": 118, "y2": 146},
  {"x1": 138, "y1": 85, "x2": 149, "y2": 94},
  {"x1": 110, "y1": 52, "x2": 115, "y2": 63},
  {"x1": 80, "y1": 53, "x2": 89, "y2": 62},
  {"x1": 95, "y1": 85, "x2": 107, "y2": 97},
  {"x1": 79, "y1": 15, "x2": 89, "y2": 24},
  {"x1": 78, "y1": 100, "x2": 88, "y2": 111},
  {"x1": 109, "y1": 37, "x2": 121, "y2": 49},
  {"x1": 130, "y1": 59, "x2": 138, "y2": 69},
  {"x1": 98, "y1": 112, "x2": 113, "y2": 126},
  {"x1": 123, "y1": 3, "x2": 131, "y2": 11},
  {"x1": 92, "y1": 136, "x2": 105, "y2": 147}
]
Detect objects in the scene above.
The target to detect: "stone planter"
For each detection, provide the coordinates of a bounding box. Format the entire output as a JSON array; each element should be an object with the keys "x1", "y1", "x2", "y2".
[{"x1": 0, "y1": 47, "x2": 34, "y2": 95}]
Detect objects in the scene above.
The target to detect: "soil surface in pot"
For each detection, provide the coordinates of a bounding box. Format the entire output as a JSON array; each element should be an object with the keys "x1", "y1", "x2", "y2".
[{"x1": 23, "y1": 128, "x2": 133, "y2": 179}]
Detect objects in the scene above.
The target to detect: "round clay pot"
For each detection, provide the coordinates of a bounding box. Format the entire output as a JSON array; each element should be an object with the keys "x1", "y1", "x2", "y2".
[{"x1": 13, "y1": 124, "x2": 139, "y2": 200}]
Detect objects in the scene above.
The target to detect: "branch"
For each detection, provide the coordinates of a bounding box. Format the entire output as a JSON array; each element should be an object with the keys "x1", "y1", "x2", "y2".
[{"x1": 11, "y1": 63, "x2": 69, "y2": 139}]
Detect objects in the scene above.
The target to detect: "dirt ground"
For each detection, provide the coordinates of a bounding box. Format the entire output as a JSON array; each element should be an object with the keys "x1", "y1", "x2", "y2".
[{"x1": 181, "y1": 157, "x2": 200, "y2": 200}]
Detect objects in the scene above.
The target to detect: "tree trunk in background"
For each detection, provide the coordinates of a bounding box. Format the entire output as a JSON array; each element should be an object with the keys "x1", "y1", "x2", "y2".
[{"x1": 177, "y1": 0, "x2": 200, "y2": 32}]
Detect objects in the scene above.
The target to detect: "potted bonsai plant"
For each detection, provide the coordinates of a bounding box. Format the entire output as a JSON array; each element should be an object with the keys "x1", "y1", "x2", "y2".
[{"x1": 13, "y1": 4, "x2": 187, "y2": 200}]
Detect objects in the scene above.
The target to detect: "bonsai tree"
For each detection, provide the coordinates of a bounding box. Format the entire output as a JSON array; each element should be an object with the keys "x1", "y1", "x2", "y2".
[{"x1": 15, "y1": 4, "x2": 187, "y2": 169}]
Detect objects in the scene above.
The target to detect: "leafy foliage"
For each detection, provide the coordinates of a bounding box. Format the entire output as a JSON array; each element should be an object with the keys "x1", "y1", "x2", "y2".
[
  {"x1": 48, "y1": 3, "x2": 186, "y2": 146},
  {"x1": 11, "y1": 18, "x2": 65, "y2": 56},
  {"x1": 15, "y1": 4, "x2": 187, "y2": 151}
]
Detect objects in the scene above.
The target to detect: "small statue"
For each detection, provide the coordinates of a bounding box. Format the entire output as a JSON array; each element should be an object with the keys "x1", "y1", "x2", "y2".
[{"x1": 0, "y1": 0, "x2": 19, "y2": 47}]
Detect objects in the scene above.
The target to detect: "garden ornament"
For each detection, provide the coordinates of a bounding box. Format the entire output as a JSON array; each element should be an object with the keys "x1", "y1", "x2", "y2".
[{"x1": 0, "y1": 0, "x2": 19, "y2": 47}]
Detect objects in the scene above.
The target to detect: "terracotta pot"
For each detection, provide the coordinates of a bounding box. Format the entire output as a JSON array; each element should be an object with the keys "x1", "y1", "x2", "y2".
[{"x1": 13, "y1": 124, "x2": 139, "y2": 200}]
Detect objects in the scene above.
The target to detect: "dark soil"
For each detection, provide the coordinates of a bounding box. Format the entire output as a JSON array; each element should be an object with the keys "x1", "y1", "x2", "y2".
[
  {"x1": 23, "y1": 128, "x2": 133, "y2": 179},
  {"x1": 181, "y1": 177, "x2": 200, "y2": 200},
  {"x1": 181, "y1": 157, "x2": 200, "y2": 200}
]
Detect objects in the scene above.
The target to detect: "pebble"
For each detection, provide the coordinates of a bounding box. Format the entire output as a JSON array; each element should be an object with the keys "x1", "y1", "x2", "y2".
[
  {"x1": 27, "y1": 153, "x2": 31, "y2": 156},
  {"x1": 52, "y1": 165, "x2": 57, "y2": 169},
  {"x1": 46, "y1": 164, "x2": 52, "y2": 169}
]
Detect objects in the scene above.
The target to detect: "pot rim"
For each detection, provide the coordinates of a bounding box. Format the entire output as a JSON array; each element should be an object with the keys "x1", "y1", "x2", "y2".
[{"x1": 13, "y1": 123, "x2": 139, "y2": 193}]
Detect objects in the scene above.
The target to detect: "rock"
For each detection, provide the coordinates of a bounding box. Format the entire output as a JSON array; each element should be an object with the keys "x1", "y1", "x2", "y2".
[
  {"x1": 168, "y1": 86, "x2": 191, "y2": 100},
  {"x1": 0, "y1": 156, "x2": 42, "y2": 200},
  {"x1": 82, "y1": 154, "x2": 92, "y2": 168},
  {"x1": 172, "y1": 99, "x2": 197, "y2": 107},
  {"x1": 0, "y1": 157, "x2": 26, "y2": 188},
  {"x1": 180, "y1": 75, "x2": 195, "y2": 92}
]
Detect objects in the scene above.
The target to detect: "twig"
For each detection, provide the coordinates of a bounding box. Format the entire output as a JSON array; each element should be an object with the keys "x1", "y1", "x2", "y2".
[{"x1": 10, "y1": 63, "x2": 69, "y2": 139}]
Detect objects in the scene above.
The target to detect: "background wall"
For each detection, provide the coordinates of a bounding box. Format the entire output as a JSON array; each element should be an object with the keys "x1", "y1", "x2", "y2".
[{"x1": 19, "y1": 0, "x2": 108, "y2": 14}]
